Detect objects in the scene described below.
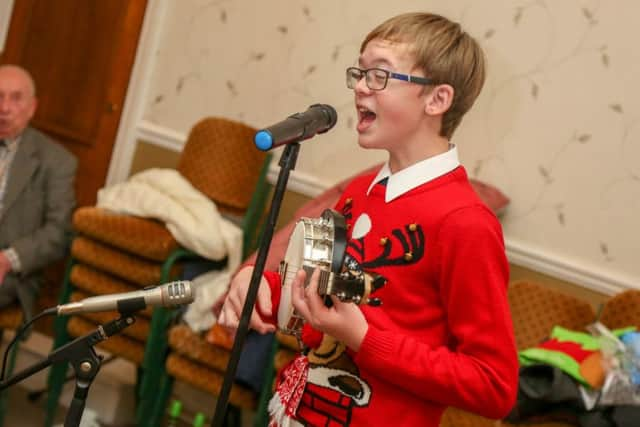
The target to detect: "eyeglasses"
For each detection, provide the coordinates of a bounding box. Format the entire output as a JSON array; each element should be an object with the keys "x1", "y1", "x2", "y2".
[{"x1": 346, "y1": 67, "x2": 432, "y2": 91}]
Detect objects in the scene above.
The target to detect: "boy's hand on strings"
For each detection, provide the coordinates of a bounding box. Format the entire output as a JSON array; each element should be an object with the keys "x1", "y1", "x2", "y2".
[{"x1": 291, "y1": 267, "x2": 368, "y2": 352}]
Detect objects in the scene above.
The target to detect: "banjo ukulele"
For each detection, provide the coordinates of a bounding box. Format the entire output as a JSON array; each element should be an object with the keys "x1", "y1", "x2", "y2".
[{"x1": 277, "y1": 209, "x2": 386, "y2": 338}]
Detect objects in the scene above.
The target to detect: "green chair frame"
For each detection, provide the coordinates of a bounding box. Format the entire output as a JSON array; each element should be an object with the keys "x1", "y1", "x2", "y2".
[
  {"x1": 143, "y1": 165, "x2": 275, "y2": 427},
  {"x1": 44, "y1": 154, "x2": 271, "y2": 427}
]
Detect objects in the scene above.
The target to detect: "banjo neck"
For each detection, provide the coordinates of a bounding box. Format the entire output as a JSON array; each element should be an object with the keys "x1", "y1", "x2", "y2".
[{"x1": 300, "y1": 264, "x2": 384, "y2": 306}]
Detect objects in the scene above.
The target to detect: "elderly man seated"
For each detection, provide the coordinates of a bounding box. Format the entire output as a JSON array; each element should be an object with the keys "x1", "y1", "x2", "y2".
[{"x1": 0, "y1": 64, "x2": 77, "y2": 321}]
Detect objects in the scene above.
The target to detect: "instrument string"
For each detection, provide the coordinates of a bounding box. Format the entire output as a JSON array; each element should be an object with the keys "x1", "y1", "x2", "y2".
[{"x1": 282, "y1": 263, "x2": 331, "y2": 293}]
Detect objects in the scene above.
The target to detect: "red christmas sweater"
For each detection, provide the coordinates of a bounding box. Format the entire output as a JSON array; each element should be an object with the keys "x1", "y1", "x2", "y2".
[{"x1": 265, "y1": 161, "x2": 518, "y2": 426}]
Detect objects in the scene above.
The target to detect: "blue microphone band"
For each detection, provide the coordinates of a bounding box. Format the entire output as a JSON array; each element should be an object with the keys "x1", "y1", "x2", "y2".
[{"x1": 254, "y1": 130, "x2": 274, "y2": 151}]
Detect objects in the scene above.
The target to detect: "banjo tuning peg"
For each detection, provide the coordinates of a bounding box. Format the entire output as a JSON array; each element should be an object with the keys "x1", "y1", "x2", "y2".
[
  {"x1": 368, "y1": 298, "x2": 382, "y2": 307},
  {"x1": 370, "y1": 273, "x2": 387, "y2": 291}
]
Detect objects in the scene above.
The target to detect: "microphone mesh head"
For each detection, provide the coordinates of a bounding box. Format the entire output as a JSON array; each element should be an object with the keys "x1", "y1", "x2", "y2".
[
  {"x1": 166, "y1": 280, "x2": 195, "y2": 305},
  {"x1": 315, "y1": 104, "x2": 338, "y2": 134}
]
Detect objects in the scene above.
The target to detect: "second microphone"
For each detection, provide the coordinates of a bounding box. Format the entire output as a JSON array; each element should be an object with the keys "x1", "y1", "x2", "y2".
[{"x1": 56, "y1": 280, "x2": 194, "y2": 315}]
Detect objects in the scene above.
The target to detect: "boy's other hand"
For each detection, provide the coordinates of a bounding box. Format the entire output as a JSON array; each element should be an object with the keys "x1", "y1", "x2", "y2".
[{"x1": 217, "y1": 266, "x2": 276, "y2": 335}]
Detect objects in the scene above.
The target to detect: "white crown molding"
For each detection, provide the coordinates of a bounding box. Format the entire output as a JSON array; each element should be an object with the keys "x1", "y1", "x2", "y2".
[
  {"x1": 266, "y1": 165, "x2": 330, "y2": 198},
  {"x1": 505, "y1": 238, "x2": 635, "y2": 296},
  {"x1": 137, "y1": 120, "x2": 186, "y2": 152}
]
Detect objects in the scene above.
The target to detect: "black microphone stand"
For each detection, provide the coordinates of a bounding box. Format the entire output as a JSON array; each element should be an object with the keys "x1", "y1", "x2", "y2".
[
  {"x1": 0, "y1": 314, "x2": 136, "y2": 427},
  {"x1": 212, "y1": 142, "x2": 300, "y2": 427}
]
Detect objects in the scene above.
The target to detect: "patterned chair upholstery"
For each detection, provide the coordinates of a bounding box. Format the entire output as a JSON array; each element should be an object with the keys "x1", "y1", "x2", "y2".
[
  {"x1": 43, "y1": 117, "x2": 271, "y2": 427},
  {"x1": 597, "y1": 289, "x2": 640, "y2": 330}
]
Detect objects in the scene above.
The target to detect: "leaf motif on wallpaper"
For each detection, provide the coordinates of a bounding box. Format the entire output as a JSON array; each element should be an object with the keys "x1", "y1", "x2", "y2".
[
  {"x1": 226, "y1": 81, "x2": 237, "y2": 96},
  {"x1": 581, "y1": 7, "x2": 597, "y2": 25},
  {"x1": 277, "y1": 25, "x2": 288, "y2": 34},
  {"x1": 346, "y1": 116, "x2": 354, "y2": 129},
  {"x1": 555, "y1": 206, "x2": 565, "y2": 226},
  {"x1": 514, "y1": 8, "x2": 523, "y2": 25},
  {"x1": 303, "y1": 65, "x2": 317, "y2": 77},
  {"x1": 484, "y1": 29, "x2": 495, "y2": 39},
  {"x1": 577, "y1": 134, "x2": 591, "y2": 143},
  {"x1": 153, "y1": 95, "x2": 164, "y2": 104},
  {"x1": 600, "y1": 242, "x2": 614, "y2": 261},
  {"x1": 473, "y1": 160, "x2": 483, "y2": 177},
  {"x1": 302, "y1": 6, "x2": 312, "y2": 21},
  {"x1": 531, "y1": 82, "x2": 539, "y2": 99},
  {"x1": 250, "y1": 52, "x2": 265, "y2": 61},
  {"x1": 600, "y1": 46, "x2": 609, "y2": 67},
  {"x1": 332, "y1": 46, "x2": 340, "y2": 62},
  {"x1": 609, "y1": 104, "x2": 623, "y2": 114},
  {"x1": 220, "y1": 9, "x2": 226, "y2": 23},
  {"x1": 176, "y1": 77, "x2": 184, "y2": 92},
  {"x1": 538, "y1": 165, "x2": 552, "y2": 183}
]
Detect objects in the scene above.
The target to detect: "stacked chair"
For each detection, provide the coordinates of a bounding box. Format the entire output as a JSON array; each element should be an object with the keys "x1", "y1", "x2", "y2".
[
  {"x1": 146, "y1": 216, "x2": 279, "y2": 425},
  {"x1": 43, "y1": 117, "x2": 271, "y2": 427}
]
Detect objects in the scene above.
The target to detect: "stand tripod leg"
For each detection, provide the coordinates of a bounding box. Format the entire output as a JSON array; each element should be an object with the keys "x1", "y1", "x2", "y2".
[
  {"x1": 64, "y1": 372, "x2": 97, "y2": 427},
  {"x1": 0, "y1": 315, "x2": 135, "y2": 427}
]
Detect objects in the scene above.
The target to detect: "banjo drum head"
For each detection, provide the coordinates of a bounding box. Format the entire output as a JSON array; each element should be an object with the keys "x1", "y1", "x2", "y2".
[{"x1": 277, "y1": 212, "x2": 341, "y2": 332}]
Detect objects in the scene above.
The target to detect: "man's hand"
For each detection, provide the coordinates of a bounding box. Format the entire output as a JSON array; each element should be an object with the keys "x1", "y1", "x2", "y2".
[
  {"x1": 291, "y1": 267, "x2": 368, "y2": 352},
  {"x1": 218, "y1": 266, "x2": 276, "y2": 335},
  {"x1": 0, "y1": 252, "x2": 11, "y2": 285}
]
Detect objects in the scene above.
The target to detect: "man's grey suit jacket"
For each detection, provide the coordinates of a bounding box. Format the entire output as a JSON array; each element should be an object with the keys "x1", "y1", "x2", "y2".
[{"x1": 0, "y1": 126, "x2": 77, "y2": 320}]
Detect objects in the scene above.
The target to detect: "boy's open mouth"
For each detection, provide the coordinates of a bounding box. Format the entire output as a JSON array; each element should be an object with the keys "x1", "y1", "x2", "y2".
[{"x1": 357, "y1": 106, "x2": 376, "y2": 131}]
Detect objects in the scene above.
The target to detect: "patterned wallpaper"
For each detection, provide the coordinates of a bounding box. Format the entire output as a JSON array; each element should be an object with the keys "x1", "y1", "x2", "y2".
[{"x1": 144, "y1": 0, "x2": 639, "y2": 288}]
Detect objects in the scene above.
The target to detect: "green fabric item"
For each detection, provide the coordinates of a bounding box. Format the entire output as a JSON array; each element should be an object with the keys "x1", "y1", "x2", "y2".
[{"x1": 518, "y1": 325, "x2": 637, "y2": 387}]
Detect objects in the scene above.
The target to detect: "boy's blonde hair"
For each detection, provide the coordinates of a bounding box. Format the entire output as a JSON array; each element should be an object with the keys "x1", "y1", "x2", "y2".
[{"x1": 361, "y1": 12, "x2": 486, "y2": 139}]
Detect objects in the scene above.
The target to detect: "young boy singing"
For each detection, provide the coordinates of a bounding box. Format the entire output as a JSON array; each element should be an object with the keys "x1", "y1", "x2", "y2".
[{"x1": 219, "y1": 12, "x2": 518, "y2": 426}]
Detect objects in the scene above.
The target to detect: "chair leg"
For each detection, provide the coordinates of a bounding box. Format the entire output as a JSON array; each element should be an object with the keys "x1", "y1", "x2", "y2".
[
  {"x1": 44, "y1": 259, "x2": 75, "y2": 427},
  {"x1": 0, "y1": 328, "x2": 20, "y2": 427},
  {"x1": 134, "y1": 365, "x2": 143, "y2": 403},
  {"x1": 254, "y1": 338, "x2": 278, "y2": 427},
  {"x1": 140, "y1": 370, "x2": 174, "y2": 427},
  {"x1": 138, "y1": 251, "x2": 193, "y2": 424},
  {"x1": 224, "y1": 404, "x2": 242, "y2": 427},
  {"x1": 137, "y1": 306, "x2": 172, "y2": 424}
]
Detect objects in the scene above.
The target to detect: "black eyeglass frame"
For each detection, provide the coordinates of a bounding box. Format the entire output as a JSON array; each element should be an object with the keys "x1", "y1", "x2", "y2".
[{"x1": 346, "y1": 66, "x2": 433, "y2": 90}]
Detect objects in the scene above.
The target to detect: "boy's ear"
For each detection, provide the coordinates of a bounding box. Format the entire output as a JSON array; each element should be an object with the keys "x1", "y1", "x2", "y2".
[{"x1": 424, "y1": 84, "x2": 454, "y2": 116}]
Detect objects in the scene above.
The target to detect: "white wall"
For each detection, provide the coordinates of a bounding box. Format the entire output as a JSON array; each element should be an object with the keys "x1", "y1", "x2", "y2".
[
  {"x1": 0, "y1": 0, "x2": 14, "y2": 53},
  {"x1": 119, "y1": 0, "x2": 640, "y2": 294}
]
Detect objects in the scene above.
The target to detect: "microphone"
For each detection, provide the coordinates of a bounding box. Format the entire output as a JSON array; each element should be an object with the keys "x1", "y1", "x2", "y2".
[
  {"x1": 56, "y1": 280, "x2": 195, "y2": 315},
  {"x1": 254, "y1": 103, "x2": 338, "y2": 151}
]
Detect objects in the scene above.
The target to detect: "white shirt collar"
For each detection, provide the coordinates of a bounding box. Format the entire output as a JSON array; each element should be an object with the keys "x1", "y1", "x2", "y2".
[{"x1": 366, "y1": 145, "x2": 460, "y2": 202}]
